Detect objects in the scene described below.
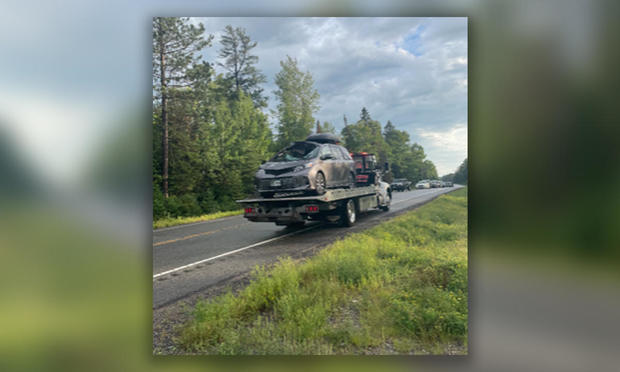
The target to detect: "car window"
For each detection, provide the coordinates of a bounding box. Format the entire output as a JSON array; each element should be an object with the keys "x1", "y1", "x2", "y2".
[
  {"x1": 320, "y1": 145, "x2": 335, "y2": 158},
  {"x1": 336, "y1": 146, "x2": 352, "y2": 160},
  {"x1": 271, "y1": 142, "x2": 319, "y2": 162},
  {"x1": 328, "y1": 145, "x2": 344, "y2": 160}
]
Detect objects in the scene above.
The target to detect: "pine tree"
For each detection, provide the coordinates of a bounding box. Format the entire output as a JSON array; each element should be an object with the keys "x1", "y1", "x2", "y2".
[
  {"x1": 360, "y1": 107, "x2": 371, "y2": 122},
  {"x1": 218, "y1": 25, "x2": 267, "y2": 107},
  {"x1": 153, "y1": 17, "x2": 212, "y2": 197}
]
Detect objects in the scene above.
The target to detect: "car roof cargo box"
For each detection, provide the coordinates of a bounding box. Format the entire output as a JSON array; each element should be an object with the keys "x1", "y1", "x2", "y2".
[{"x1": 306, "y1": 133, "x2": 341, "y2": 144}]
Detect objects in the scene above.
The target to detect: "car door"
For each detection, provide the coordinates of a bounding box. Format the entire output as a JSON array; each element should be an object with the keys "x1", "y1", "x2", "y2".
[
  {"x1": 334, "y1": 145, "x2": 354, "y2": 185},
  {"x1": 327, "y1": 145, "x2": 344, "y2": 185},
  {"x1": 319, "y1": 145, "x2": 336, "y2": 187}
]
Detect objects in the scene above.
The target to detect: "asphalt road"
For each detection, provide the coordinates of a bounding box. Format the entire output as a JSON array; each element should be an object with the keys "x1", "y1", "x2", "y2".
[{"x1": 153, "y1": 186, "x2": 461, "y2": 308}]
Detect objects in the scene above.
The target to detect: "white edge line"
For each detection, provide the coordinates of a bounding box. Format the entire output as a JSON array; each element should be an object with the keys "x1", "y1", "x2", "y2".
[{"x1": 153, "y1": 224, "x2": 321, "y2": 279}]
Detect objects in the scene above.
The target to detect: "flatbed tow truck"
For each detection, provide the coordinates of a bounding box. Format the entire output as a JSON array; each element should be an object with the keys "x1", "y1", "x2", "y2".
[{"x1": 237, "y1": 153, "x2": 392, "y2": 227}]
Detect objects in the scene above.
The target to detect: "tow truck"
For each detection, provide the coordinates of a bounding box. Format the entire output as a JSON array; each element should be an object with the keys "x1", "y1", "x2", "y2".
[{"x1": 237, "y1": 152, "x2": 392, "y2": 227}]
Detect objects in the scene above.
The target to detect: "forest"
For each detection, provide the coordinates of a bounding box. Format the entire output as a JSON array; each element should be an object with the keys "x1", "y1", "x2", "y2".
[{"x1": 153, "y1": 17, "x2": 447, "y2": 220}]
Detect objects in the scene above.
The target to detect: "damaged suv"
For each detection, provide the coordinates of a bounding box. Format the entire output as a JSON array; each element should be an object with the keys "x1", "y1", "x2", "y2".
[{"x1": 255, "y1": 134, "x2": 356, "y2": 198}]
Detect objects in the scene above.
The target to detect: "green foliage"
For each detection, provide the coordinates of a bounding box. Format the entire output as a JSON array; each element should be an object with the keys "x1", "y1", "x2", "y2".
[
  {"x1": 342, "y1": 108, "x2": 389, "y2": 164},
  {"x1": 318, "y1": 121, "x2": 336, "y2": 134},
  {"x1": 153, "y1": 209, "x2": 243, "y2": 229},
  {"x1": 273, "y1": 56, "x2": 320, "y2": 149},
  {"x1": 152, "y1": 17, "x2": 213, "y2": 97},
  {"x1": 441, "y1": 173, "x2": 455, "y2": 182},
  {"x1": 152, "y1": 181, "x2": 166, "y2": 220},
  {"x1": 452, "y1": 158, "x2": 467, "y2": 184},
  {"x1": 340, "y1": 108, "x2": 438, "y2": 182},
  {"x1": 218, "y1": 25, "x2": 267, "y2": 107},
  {"x1": 152, "y1": 19, "x2": 273, "y2": 220},
  {"x1": 180, "y1": 189, "x2": 468, "y2": 354}
]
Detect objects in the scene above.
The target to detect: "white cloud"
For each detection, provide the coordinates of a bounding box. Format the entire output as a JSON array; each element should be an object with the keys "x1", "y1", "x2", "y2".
[{"x1": 416, "y1": 123, "x2": 468, "y2": 175}]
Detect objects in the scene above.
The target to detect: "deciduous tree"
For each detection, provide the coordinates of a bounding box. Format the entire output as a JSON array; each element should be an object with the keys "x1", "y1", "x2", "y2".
[{"x1": 273, "y1": 56, "x2": 320, "y2": 149}]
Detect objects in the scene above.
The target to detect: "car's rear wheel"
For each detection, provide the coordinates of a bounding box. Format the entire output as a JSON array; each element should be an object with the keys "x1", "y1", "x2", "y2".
[
  {"x1": 341, "y1": 199, "x2": 356, "y2": 227},
  {"x1": 315, "y1": 172, "x2": 326, "y2": 195}
]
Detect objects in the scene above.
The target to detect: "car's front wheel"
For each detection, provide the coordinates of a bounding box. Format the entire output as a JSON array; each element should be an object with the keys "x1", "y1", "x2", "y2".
[{"x1": 315, "y1": 172, "x2": 326, "y2": 195}]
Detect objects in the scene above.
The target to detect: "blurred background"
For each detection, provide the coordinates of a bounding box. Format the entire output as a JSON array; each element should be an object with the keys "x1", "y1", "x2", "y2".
[{"x1": 1, "y1": 0, "x2": 618, "y2": 370}]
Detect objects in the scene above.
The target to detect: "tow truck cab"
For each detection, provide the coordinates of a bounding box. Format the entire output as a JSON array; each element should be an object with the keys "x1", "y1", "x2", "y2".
[{"x1": 352, "y1": 152, "x2": 379, "y2": 186}]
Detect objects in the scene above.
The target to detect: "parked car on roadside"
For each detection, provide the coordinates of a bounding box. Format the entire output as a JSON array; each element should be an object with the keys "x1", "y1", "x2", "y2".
[
  {"x1": 415, "y1": 180, "x2": 431, "y2": 189},
  {"x1": 430, "y1": 180, "x2": 442, "y2": 188},
  {"x1": 391, "y1": 178, "x2": 412, "y2": 191},
  {"x1": 254, "y1": 134, "x2": 356, "y2": 198}
]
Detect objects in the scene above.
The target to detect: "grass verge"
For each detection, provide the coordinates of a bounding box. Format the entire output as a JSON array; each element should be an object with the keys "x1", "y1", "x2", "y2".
[
  {"x1": 179, "y1": 188, "x2": 467, "y2": 354},
  {"x1": 153, "y1": 210, "x2": 243, "y2": 229}
]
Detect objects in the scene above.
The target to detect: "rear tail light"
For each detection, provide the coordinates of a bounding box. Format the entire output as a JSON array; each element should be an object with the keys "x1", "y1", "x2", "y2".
[
  {"x1": 305, "y1": 205, "x2": 319, "y2": 213},
  {"x1": 244, "y1": 207, "x2": 255, "y2": 214}
]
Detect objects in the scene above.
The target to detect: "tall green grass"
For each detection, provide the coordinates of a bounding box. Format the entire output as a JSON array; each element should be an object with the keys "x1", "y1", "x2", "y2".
[
  {"x1": 153, "y1": 210, "x2": 243, "y2": 229},
  {"x1": 179, "y1": 188, "x2": 467, "y2": 354}
]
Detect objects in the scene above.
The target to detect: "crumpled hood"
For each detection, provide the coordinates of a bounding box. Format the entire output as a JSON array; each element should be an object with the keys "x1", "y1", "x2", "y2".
[{"x1": 259, "y1": 160, "x2": 308, "y2": 171}]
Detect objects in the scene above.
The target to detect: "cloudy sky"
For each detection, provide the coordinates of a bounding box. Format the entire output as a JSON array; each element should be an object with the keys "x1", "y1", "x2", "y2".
[{"x1": 196, "y1": 17, "x2": 467, "y2": 176}]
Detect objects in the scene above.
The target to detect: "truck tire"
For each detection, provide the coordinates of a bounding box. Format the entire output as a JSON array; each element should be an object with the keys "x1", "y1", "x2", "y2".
[
  {"x1": 341, "y1": 199, "x2": 356, "y2": 227},
  {"x1": 380, "y1": 192, "x2": 391, "y2": 211}
]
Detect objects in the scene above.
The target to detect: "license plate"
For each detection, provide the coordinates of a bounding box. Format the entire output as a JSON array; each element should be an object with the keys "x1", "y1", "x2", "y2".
[{"x1": 270, "y1": 179, "x2": 281, "y2": 187}]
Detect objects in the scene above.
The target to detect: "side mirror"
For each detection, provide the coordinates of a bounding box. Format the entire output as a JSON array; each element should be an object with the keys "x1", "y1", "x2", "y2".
[{"x1": 261, "y1": 159, "x2": 266, "y2": 165}]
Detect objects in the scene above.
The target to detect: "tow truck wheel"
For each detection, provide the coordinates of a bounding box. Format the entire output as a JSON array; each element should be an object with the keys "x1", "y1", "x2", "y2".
[
  {"x1": 341, "y1": 199, "x2": 356, "y2": 227},
  {"x1": 380, "y1": 192, "x2": 391, "y2": 211}
]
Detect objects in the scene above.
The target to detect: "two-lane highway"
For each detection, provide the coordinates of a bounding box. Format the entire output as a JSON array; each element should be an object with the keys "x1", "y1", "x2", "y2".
[{"x1": 153, "y1": 186, "x2": 461, "y2": 308}]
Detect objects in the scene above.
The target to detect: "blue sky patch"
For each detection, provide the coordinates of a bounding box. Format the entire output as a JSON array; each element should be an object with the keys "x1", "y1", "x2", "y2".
[{"x1": 400, "y1": 23, "x2": 427, "y2": 57}]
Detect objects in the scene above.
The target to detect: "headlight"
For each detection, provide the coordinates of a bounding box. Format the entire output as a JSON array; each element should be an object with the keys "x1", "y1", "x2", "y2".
[{"x1": 294, "y1": 163, "x2": 312, "y2": 172}]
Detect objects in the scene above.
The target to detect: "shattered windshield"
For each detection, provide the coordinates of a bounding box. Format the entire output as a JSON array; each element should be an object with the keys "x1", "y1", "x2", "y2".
[{"x1": 270, "y1": 142, "x2": 319, "y2": 162}]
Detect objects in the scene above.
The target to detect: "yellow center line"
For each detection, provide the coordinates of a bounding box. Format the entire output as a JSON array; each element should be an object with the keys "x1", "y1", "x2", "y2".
[{"x1": 153, "y1": 222, "x2": 250, "y2": 247}]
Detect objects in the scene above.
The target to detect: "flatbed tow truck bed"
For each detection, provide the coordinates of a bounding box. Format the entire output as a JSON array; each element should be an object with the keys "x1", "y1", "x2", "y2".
[{"x1": 237, "y1": 185, "x2": 390, "y2": 227}]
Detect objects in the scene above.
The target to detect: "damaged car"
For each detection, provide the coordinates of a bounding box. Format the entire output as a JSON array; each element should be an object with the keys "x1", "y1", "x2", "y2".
[{"x1": 255, "y1": 134, "x2": 356, "y2": 198}]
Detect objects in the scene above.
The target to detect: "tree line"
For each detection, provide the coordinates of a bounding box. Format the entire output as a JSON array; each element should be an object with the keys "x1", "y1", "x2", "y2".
[
  {"x1": 153, "y1": 17, "x2": 440, "y2": 220},
  {"x1": 441, "y1": 158, "x2": 468, "y2": 184}
]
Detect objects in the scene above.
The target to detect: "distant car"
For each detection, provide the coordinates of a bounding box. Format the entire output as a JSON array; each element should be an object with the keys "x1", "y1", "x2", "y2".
[
  {"x1": 391, "y1": 178, "x2": 412, "y2": 191},
  {"x1": 255, "y1": 134, "x2": 356, "y2": 198},
  {"x1": 415, "y1": 180, "x2": 431, "y2": 189},
  {"x1": 444, "y1": 181, "x2": 453, "y2": 187},
  {"x1": 430, "y1": 180, "x2": 442, "y2": 188}
]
